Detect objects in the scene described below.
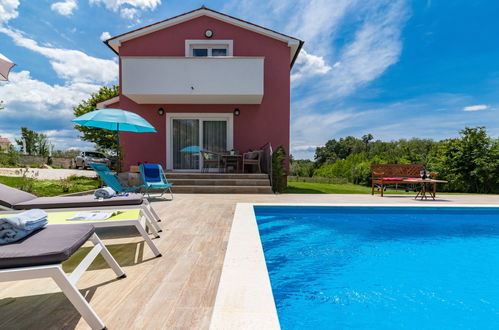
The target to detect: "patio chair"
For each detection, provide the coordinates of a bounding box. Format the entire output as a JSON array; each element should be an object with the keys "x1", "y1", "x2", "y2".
[
  {"x1": 139, "y1": 164, "x2": 173, "y2": 200},
  {"x1": 0, "y1": 224, "x2": 126, "y2": 329},
  {"x1": 0, "y1": 183, "x2": 163, "y2": 234},
  {"x1": 90, "y1": 163, "x2": 144, "y2": 194},
  {"x1": 242, "y1": 150, "x2": 263, "y2": 173},
  {"x1": 201, "y1": 150, "x2": 222, "y2": 172}
]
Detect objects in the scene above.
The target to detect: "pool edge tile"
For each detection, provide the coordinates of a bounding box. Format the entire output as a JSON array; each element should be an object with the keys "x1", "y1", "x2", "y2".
[{"x1": 210, "y1": 203, "x2": 280, "y2": 330}]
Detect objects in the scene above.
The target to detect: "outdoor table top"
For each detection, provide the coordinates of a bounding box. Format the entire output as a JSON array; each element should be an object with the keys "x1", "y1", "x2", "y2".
[{"x1": 221, "y1": 154, "x2": 243, "y2": 158}]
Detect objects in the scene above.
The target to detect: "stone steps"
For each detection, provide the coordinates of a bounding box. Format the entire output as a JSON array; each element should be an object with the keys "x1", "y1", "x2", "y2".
[
  {"x1": 165, "y1": 172, "x2": 268, "y2": 180},
  {"x1": 164, "y1": 172, "x2": 272, "y2": 194},
  {"x1": 171, "y1": 185, "x2": 273, "y2": 194},
  {"x1": 168, "y1": 178, "x2": 270, "y2": 186}
]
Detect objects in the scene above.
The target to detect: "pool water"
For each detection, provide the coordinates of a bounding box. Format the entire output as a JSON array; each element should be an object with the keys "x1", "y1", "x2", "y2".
[{"x1": 254, "y1": 206, "x2": 499, "y2": 329}]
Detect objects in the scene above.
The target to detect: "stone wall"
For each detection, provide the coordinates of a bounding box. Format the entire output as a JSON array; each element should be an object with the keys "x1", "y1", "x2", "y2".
[{"x1": 13, "y1": 154, "x2": 75, "y2": 169}]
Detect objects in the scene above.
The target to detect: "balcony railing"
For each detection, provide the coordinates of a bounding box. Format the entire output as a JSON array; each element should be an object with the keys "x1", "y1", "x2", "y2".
[{"x1": 121, "y1": 56, "x2": 264, "y2": 104}]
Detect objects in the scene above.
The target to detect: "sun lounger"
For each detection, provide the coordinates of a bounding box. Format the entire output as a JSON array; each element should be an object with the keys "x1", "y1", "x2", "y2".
[
  {"x1": 90, "y1": 163, "x2": 144, "y2": 193},
  {"x1": 0, "y1": 224, "x2": 125, "y2": 329},
  {"x1": 0, "y1": 208, "x2": 162, "y2": 257},
  {"x1": 0, "y1": 183, "x2": 162, "y2": 234}
]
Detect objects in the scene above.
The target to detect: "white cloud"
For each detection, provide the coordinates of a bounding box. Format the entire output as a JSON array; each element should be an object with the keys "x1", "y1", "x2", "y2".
[
  {"x1": 100, "y1": 31, "x2": 111, "y2": 41},
  {"x1": 0, "y1": 26, "x2": 118, "y2": 84},
  {"x1": 89, "y1": 0, "x2": 160, "y2": 19},
  {"x1": 120, "y1": 7, "x2": 137, "y2": 20},
  {"x1": 463, "y1": 104, "x2": 489, "y2": 111},
  {"x1": 287, "y1": 0, "x2": 354, "y2": 56},
  {"x1": 0, "y1": 71, "x2": 98, "y2": 149},
  {"x1": 51, "y1": 0, "x2": 78, "y2": 16},
  {"x1": 291, "y1": 50, "x2": 331, "y2": 83},
  {"x1": 224, "y1": 0, "x2": 409, "y2": 96},
  {"x1": 320, "y1": 0, "x2": 409, "y2": 98},
  {"x1": 0, "y1": 0, "x2": 19, "y2": 23}
]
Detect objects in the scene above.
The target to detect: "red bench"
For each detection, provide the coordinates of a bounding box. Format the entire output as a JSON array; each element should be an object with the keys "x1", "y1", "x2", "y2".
[{"x1": 371, "y1": 164, "x2": 427, "y2": 197}]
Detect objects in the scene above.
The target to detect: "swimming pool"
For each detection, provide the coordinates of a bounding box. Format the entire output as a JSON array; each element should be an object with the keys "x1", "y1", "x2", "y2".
[{"x1": 254, "y1": 206, "x2": 499, "y2": 329}]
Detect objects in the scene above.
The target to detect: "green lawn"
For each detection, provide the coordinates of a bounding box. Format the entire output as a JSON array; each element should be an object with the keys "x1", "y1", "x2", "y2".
[
  {"x1": 284, "y1": 181, "x2": 482, "y2": 195},
  {"x1": 0, "y1": 175, "x2": 100, "y2": 197},
  {"x1": 286, "y1": 181, "x2": 424, "y2": 194}
]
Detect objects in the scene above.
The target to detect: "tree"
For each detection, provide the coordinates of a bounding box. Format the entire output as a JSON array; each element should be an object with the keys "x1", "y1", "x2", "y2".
[
  {"x1": 15, "y1": 127, "x2": 51, "y2": 156},
  {"x1": 362, "y1": 133, "x2": 373, "y2": 152},
  {"x1": 73, "y1": 85, "x2": 119, "y2": 154},
  {"x1": 16, "y1": 127, "x2": 39, "y2": 155},
  {"x1": 0, "y1": 100, "x2": 4, "y2": 110},
  {"x1": 37, "y1": 133, "x2": 50, "y2": 156},
  {"x1": 314, "y1": 136, "x2": 367, "y2": 167},
  {"x1": 429, "y1": 127, "x2": 499, "y2": 193},
  {"x1": 309, "y1": 127, "x2": 499, "y2": 193},
  {"x1": 290, "y1": 159, "x2": 315, "y2": 177}
]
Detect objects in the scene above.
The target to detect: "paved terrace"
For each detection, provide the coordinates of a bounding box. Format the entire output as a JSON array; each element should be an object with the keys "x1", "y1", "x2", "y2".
[{"x1": 1, "y1": 193, "x2": 498, "y2": 329}]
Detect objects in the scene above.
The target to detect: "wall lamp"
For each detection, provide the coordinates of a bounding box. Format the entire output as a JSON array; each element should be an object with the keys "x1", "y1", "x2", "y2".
[
  {"x1": 158, "y1": 107, "x2": 165, "y2": 116},
  {"x1": 233, "y1": 108, "x2": 240, "y2": 116}
]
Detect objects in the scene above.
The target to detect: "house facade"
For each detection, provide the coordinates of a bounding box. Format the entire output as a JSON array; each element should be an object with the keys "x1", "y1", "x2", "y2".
[
  {"x1": 98, "y1": 7, "x2": 302, "y2": 172},
  {"x1": 0, "y1": 137, "x2": 11, "y2": 152}
]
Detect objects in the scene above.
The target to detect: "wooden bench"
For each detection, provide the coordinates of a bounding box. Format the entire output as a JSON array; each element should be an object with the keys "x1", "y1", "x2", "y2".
[{"x1": 371, "y1": 164, "x2": 430, "y2": 197}]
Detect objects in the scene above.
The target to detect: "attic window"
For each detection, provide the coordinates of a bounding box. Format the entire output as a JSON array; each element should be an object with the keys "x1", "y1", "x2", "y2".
[
  {"x1": 192, "y1": 46, "x2": 228, "y2": 57},
  {"x1": 185, "y1": 40, "x2": 233, "y2": 57}
]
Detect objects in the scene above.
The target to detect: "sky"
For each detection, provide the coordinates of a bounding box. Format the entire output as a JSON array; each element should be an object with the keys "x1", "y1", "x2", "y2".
[{"x1": 0, "y1": 0, "x2": 498, "y2": 159}]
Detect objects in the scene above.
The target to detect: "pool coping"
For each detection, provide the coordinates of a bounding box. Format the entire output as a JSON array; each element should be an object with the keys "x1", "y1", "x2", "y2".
[
  {"x1": 209, "y1": 203, "x2": 280, "y2": 329},
  {"x1": 209, "y1": 202, "x2": 499, "y2": 329}
]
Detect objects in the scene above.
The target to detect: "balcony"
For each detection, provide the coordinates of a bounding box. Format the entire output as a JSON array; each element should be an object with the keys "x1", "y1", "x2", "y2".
[{"x1": 121, "y1": 57, "x2": 264, "y2": 104}]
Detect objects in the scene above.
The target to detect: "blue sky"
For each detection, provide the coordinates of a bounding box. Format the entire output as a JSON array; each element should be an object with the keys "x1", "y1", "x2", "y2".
[{"x1": 0, "y1": 0, "x2": 498, "y2": 159}]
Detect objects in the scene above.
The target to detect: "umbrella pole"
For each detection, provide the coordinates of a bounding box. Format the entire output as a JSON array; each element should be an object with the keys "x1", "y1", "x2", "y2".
[{"x1": 117, "y1": 123, "x2": 120, "y2": 173}]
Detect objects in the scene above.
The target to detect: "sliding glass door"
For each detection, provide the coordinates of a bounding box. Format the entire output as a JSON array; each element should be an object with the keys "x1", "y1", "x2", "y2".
[
  {"x1": 171, "y1": 116, "x2": 230, "y2": 171},
  {"x1": 203, "y1": 120, "x2": 227, "y2": 153},
  {"x1": 172, "y1": 119, "x2": 200, "y2": 170}
]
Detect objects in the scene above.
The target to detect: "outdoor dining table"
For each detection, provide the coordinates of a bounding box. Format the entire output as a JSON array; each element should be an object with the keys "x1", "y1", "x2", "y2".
[
  {"x1": 221, "y1": 154, "x2": 243, "y2": 173},
  {"x1": 401, "y1": 178, "x2": 449, "y2": 200}
]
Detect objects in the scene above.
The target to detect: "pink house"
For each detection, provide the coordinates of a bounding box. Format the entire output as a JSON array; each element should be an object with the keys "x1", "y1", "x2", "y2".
[{"x1": 98, "y1": 7, "x2": 303, "y2": 173}]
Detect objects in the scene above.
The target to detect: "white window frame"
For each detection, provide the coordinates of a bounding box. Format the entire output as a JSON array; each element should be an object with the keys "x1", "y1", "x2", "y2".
[
  {"x1": 185, "y1": 40, "x2": 234, "y2": 57},
  {"x1": 166, "y1": 113, "x2": 234, "y2": 171}
]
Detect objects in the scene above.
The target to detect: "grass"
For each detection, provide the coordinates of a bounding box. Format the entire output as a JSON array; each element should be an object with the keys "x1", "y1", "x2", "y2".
[
  {"x1": 285, "y1": 181, "x2": 438, "y2": 195},
  {"x1": 0, "y1": 175, "x2": 100, "y2": 197},
  {"x1": 284, "y1": 181, "x2": 482, "y2": 195},
  {"x1": 285, "y1": 181, "x2": 399, "y2": 194}
]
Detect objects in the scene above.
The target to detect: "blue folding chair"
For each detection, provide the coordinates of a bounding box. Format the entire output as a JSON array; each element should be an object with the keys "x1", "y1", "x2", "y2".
[
  {"x1": 90, "y1": 163, "x2": 144, "y2": 193},
  {"x1": 139, "y1": 164, "x2": 173, "y2": 200}
]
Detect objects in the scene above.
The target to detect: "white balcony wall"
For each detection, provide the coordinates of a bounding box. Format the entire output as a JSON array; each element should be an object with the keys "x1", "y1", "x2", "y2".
[{"x1": 121, "y1": 57, "x2": 264, "y2": 104}]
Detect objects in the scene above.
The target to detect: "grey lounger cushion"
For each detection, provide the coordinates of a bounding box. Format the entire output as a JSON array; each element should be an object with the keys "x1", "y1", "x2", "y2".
[
  {"x1": 0, "y1": 224, "x2": 95, "y2": 269},
  {"x1": 0, "y1": 184, "x2": 37, "y2": 209},
  {"x1": 13, "y1": 193, "x2": 144, "y2": 210}
]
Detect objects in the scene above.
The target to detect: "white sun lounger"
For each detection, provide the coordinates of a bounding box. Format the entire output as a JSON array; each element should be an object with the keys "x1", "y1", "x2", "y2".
[
  {"x1": 0, "y1": 224, "x2": 125, "y2": 330},
  {"x1": 0, "y1": 183, "x2": 163, "y2": 234},
  {"x1": 0, "y1": 208, "x2": 162, "y2": 257}
]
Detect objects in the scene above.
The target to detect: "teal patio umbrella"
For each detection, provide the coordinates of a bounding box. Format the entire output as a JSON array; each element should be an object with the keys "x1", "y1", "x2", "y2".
[
  {"x1": 180, "y1": 145, "x2": 201, "y2": 153},
  {"x1": 72, "y1": 108, "x2": 157, "y2": 171}
]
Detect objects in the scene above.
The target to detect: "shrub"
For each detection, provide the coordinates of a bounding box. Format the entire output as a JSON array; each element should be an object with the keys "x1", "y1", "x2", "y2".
[
  {"x1": 15, "y1": 167, "x2": 38, "y2": 193},
  {"x1": 271, "y1": 146, "x2": 287, "y2": 193}
]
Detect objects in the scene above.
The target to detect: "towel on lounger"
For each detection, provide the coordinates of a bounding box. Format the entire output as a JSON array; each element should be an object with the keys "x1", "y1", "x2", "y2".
[
  {"x1": 94, "y1": 187, "x2": 116, "y2": 199},
  {"x1": 0, "y1": 209, "x2": 48, "y2": 245}
]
